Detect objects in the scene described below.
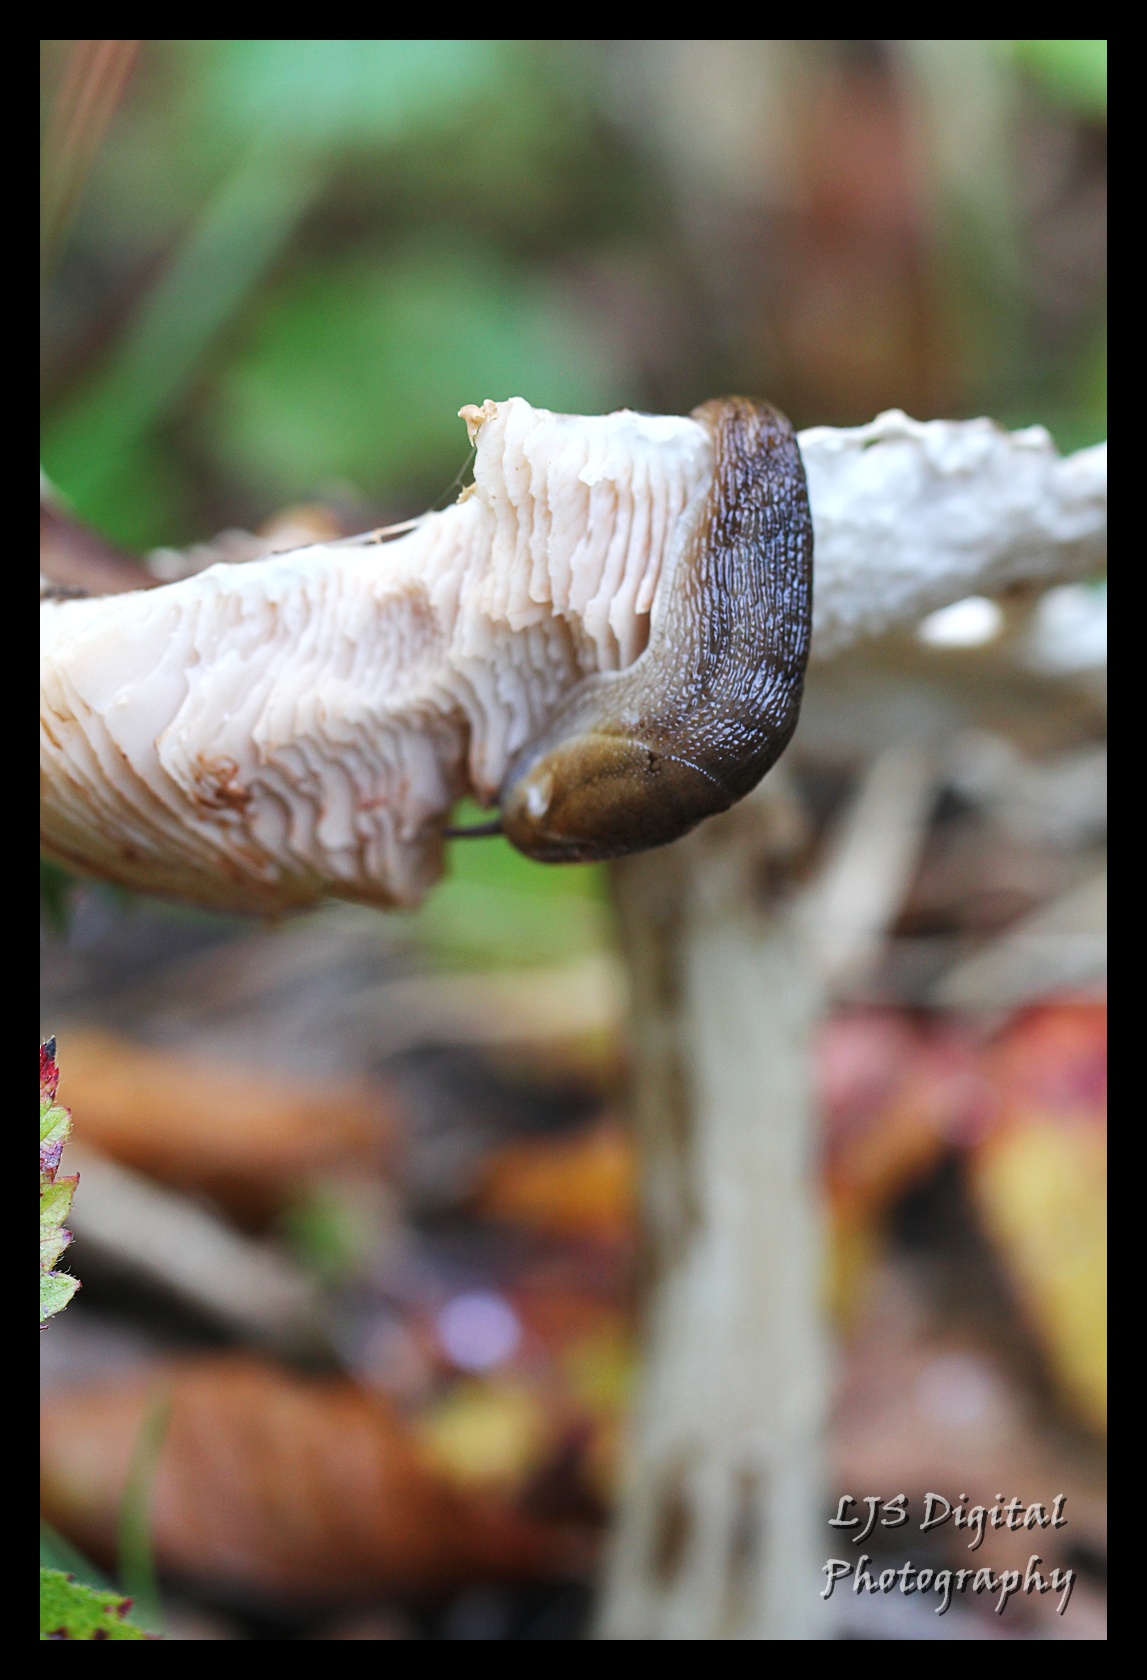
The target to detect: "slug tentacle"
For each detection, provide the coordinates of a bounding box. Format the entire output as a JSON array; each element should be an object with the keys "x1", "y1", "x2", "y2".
[{"x1": 499, "y1": 397, "x2": 814, "y2": 862}]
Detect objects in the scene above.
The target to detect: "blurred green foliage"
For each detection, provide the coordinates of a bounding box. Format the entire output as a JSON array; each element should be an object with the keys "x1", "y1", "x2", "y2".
[
  {"x1": 43, "y1": 149, "x2": 321, "y2": 543},
  {"x1": 42, "y1": 38, "x2": 1106, "y2": 546},
  {"x1": 277, "y1": 1179, "x2": 385, "y2": 1285},
  {"x1": 1011, "y1": 40, "x2": 1107, "y2": 116},
  {"x1": 115, "y1": 1397, "x2": 169, "y2": 1636},
  {"x1": 197, "y1": 38, "x2": 509, "y2": 150},
  {"x1": 41, "y1": 39, "x2": 630, "y2": 545},
  {"x1": 39, "y1": 860, "x2": 73, "y2": 935},
  {"x1": 214, "y1": 239, "x2": 620, "y2": 502},
  {"x1": 426, "y1": 804, "x2": 611, "y2": 971}
]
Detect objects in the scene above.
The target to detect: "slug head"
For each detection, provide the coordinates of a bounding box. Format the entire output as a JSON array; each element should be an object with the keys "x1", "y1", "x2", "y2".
[{"x1": 501, "y1": 731, "x2": 731, "y2": 863}]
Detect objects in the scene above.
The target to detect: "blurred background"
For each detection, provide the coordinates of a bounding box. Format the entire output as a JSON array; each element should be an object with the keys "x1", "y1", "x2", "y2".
[{"x1": 40, "y1": 40, "x2": 1106, "y2": 1640}]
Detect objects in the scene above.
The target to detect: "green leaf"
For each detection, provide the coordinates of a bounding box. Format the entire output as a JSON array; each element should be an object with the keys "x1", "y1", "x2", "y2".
[
  {"x1": 39, "y1": 1272, "x2": 80, "y2": 1322},
  {"x1": 39, "y1": 1570, "x2": 151, "y2": 1640},
  {"x1": 40, "y1": 1039, "x2": 79, "y2": 1327},
  {"x1": 40, "y1": 1175, "x2": 76, "y2": 1230},
  {"x1": 39, "y1": 1105, "x2": 70, "y2": 1166}
]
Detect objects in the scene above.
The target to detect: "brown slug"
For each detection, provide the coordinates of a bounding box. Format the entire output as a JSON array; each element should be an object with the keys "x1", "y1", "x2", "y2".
[{"x1": 496, "y1": 398, "x2": 814, "y2": 862}]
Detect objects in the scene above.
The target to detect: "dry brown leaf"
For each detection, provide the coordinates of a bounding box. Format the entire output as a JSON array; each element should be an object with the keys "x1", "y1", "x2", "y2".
[
  {"x1": 40, "y1": 1355, "x2": 576, "y2": 1601},
  {"x1": 52, "y1": 1030, "x2": 394, "y2": 1221},
  {"x1": 474, "y1": 1122, "x2": 636, "y2": 1240}
]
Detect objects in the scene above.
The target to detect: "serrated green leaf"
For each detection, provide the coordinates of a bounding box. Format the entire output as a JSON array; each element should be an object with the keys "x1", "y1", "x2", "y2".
[
  {"x1": 39, "y1": 1272, "x2": 80, "y2": 1323},
  {"x1": 39, "y1": 1569, "x2": 151, "y2": 1640},
  {"x1": 39, "y1": 1102, "x2": 69, "y2": 1149},
  {"x1": 40, "y1": 1040, "x2": 79, "y2": 1325},
  {"x1": 40, "y1": 1223, "x2": 73, "y2": 1276},
  {"x1": 40, "y1": 1173, "x2": 77, "y2": 1229},
  {"x1": 40, "y1": 1230, "x2": 70, "y2": 1276}
]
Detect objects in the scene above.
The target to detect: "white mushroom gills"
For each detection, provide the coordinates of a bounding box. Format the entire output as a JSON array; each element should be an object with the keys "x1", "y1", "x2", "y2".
[{"x1": 40, "y1": 398, "x2": 713, "y2": 911}]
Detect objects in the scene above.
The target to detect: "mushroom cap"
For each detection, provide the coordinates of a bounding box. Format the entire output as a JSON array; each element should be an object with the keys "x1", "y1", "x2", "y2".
[{"x1": 41, "y1": 398, "x2": 713, "y2": 911}]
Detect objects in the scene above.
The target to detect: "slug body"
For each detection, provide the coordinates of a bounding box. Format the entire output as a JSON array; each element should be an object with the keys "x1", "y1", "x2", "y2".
[{"x1": 500, "y1": 398, "x2": 814, "y2": 861}]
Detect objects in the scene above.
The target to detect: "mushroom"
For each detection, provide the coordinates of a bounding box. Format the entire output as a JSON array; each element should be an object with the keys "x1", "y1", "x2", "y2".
[
  {"x1": 41, "y1": 398, "x2": 1105, "y2": 914},
  {"x1": 40, "y1": 396, "x2": 812, "y2": 911}
]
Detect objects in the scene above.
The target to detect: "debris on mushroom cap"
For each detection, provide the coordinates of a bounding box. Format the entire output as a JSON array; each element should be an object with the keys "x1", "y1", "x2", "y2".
[{"x1": 40, "y1": 398, "x2": 713, "y2": 913}]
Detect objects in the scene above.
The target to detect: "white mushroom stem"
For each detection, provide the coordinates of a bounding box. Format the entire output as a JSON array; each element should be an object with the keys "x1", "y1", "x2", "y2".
[
  {"x1": 40, "y1": 401, "x2": 1106, "y2": 910},
  {"x1": 601, "y1": 782, "x2": 829, "y2": 1640}
]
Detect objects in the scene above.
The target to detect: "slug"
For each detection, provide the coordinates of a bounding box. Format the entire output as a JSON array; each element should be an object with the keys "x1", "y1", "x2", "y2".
[{"x1": 498, "y1": 397, "x2": 814, "y2": 862}]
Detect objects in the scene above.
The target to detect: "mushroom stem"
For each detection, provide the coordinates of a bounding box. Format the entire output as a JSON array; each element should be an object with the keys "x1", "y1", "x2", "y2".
[{"x1": 599, "y1": 779, "x2": 827, "y2": 1639}]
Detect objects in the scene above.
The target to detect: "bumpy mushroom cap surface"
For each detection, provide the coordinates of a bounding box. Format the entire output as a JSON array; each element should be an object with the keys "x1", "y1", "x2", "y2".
[{"x1": 41, "y1": 399, "x2": 714, "y2": 910}]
